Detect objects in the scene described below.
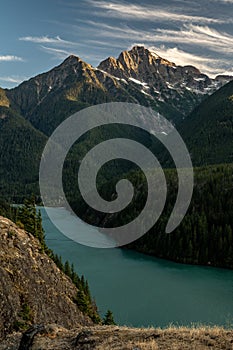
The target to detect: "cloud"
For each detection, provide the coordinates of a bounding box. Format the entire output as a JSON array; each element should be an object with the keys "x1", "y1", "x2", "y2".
[
  {"x1": 74, "y1": 21, "x2": 233, "y2": 55},
  {"x1": 19, "y1": 35, "x2": 76, "y2": 46},
  {"x1": 40, "y1": 46, "x2": 75, "y2": 59},
  {"x1": 87, "y1": 0, "x2": 226, "y2": 24},
  {"x1": 0, "y1": 55, "x2": 24, "y2": 62},
  {"x1": 19, "y1": 35, "x2": 82, "y2": 61},
  {"x1": 153, "y1": 25, "x2": 233, "y2": 54},
  {"x1": 0, "y1": 76, "x2": 28, "y2": 84},
  {"x1": 41, "y1": 45, "x2": 105, "y2": 63},
  {"x1": 210, "y1": 0, "x2": 233, "y2": 3},
  {"x1": 146, "y1": 46, "x2": 232, "y2": 77},
  {"x1": 73, "y1": 21, "x2": 151, "y2": 41},
  {"x1": 70, "y1": 20, "x2": 233, "y2": 75}
]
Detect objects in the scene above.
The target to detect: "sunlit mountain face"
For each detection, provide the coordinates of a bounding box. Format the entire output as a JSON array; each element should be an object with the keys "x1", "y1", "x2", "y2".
[{"x1": 1, "y1": 0, "x2": 233, "y2": 88}]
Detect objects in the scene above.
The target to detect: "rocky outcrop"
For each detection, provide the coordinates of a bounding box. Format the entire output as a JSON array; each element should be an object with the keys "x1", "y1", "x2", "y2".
[
  {"x1": 0, "y1": 88, "x2": 9, "y2": 107},
  {"x1": 0, "y1": 216, "x2": 92, "y2": 340}
]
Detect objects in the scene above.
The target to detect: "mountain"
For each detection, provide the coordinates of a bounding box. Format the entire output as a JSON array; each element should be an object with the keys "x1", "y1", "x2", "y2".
[
  {"x1": 0, "y1": 46, "x2": 232, "y2": 201},
  {"x1": 98, "y1": 46, "x2": 232, "y2": 121},
  {"x1": 7, "y1": 52, "x2": 161, "y2": 136},
  {"x1": 6, "y1": 46, "x2": 232, "y2": 136},
  {"x1": 180, "y1": 79, "x2": 233, "y2": 165}
]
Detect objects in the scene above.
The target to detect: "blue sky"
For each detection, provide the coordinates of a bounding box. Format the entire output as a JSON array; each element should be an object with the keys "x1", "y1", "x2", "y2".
[{"x1": 1, "y1": 0, "x2": 233, "y2": 88}]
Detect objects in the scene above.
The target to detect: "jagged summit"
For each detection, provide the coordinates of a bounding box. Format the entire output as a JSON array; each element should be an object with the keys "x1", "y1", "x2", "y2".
[
  {"x1": 97, "y1": 45, "x2": 226, "y2": 102},
  {"x1": 63, "y1": 54, "x2": 80, "y2": 62},
  {"x1": 98, "y1": 45, "x2": 176, "y2": 78},
  {"x1": 3, "y1": 45, "x2": 233, "y2": 140},
  {"x1": 61, "y1": 54, "x2": 93, "y2": 69},
  {"x1": 128, "y1": 45, "x2": 176, "y2": 67}
]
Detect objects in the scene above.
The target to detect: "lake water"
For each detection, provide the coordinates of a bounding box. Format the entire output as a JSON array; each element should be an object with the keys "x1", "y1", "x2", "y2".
[{"x1": 40, "y1": 206, "x2": 233, "y2": 328}]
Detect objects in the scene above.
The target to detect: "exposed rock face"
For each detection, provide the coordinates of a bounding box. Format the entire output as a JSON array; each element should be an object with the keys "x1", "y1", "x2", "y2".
[
  {"x1": 6, "y1": 55, "x2": 136, "y2": 135},
  {"x1": 0, "y1": 216, "x2": 92, "y2": 340},
  {"x1": 98, "y1": 46, "x2": 232, "y2": 119},
  {"x1": 0, "y1": 88, "x2": 9, "y2": 108},
  {"x1": 98, "y1": 46, "x2": 227, "y2": 92}
]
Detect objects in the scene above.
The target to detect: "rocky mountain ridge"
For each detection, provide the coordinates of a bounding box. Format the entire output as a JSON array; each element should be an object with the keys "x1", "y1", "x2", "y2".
[
  {"x1": 4, "y1": 46, "x2": 232, "y2": 134},
  {"x1": 0, "y1": 46, "x2": 233, "y2": 201},
  {"x1": 98, "y1": 46, "x2": 232, "y2": 115}
]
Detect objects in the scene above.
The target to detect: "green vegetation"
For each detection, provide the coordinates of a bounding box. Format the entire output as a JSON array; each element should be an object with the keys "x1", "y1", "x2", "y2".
[
  {"x1": 179, "y1": 80, "x2": 233, "y2": 166},
  {"x1": 16, "y1": 197, "x2": 46, "y2": 251},
  {"x1": 13, "y1": 301, "x2": 34, "y2": 331},
  {"x1": 0, "y1": 106, "x2": 47, "y2": 202},
  {"x1": 75, "y1": 163, "x2": 233, "y2": 269},
  {"x1": 103, "y1": 310, "x2": 116, "y2": 325},
  {"x1": 0, "y1": 62, "x2": 233, "y2": 274}
]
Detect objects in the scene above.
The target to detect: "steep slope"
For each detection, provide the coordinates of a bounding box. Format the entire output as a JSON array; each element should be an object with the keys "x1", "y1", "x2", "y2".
[
  {"x1": 180, "y1": 79, "x2": 233, "y2": 165},
  {"x1": 0, "y1": 107, "x2": 47, "y2": 201},
  {"x1": 0, "y1": 216, "x2": 93, "y2": 339},
  {"x1": 6, "y1": 55, "x2": 151, "y2": 135}
]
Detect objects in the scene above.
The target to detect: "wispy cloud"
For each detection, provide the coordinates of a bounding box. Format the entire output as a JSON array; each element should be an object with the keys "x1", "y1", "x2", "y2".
[
  {"x1": 210, "y1": 0, "x2": 233, "y2": 3},
  {"x1": 73, "y1": 21, "x2": 150, "y2": 41},
  {"x1": 0, "y1": 76, "x2": 28, "y2": 84},
  {"x1": 19, "y1": 35, "x2": 82, "y2": 61},
  {"x1": 0, "y1": 55, "x2": 24, "y2": 62},
  {"x1": 74, "y1": 21, "x2": 233, "y2": 55},
  {"x1": 40, "y1": 46, "x2": 75, "y2": 59},
  {"x1": 41, "y1": 45, "x2": 106, "y2": 63},
  {"x1": 146, "y1": 46, "x2": 232, "y2": 77},
  {"x1": 76, "y1": 19, "x2": 233, "y2": 77},
  {"x1": 153, "y1": 25, "x2": 233, "y2": 54},
  {"x1": 19, "y1": 35, "x2": 76, "y2": 47},
  {"x1": 87, "y1": 0, "x2": 226, "y2": 24}
]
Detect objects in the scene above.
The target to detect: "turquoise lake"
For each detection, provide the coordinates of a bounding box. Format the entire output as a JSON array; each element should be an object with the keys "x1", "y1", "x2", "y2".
[{"x1": 40, "y1": 206, "x2": 233, "y2": 328}]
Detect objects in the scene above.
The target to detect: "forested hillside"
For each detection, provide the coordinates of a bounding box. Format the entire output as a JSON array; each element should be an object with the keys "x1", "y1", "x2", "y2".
[
  {"x1": 0, "y1": 107, "x2": 47, "y2": 201},
  {"x1": 180, "y1": 80, "x2": 233, "y2": 166},
  {"x1": 71, "y1": 164, "x2": 233, "y2": 269}
]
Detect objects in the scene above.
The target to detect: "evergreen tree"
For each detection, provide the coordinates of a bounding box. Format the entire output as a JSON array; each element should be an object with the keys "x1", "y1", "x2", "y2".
[
  {"x1": 64, "y1": 260, "x2": 72, "y2": 278},
  {"x1": 103, "y1": 310, "x2": 116, "y2": 325},
  {"x1": 17, "y1": 197, "x2": 45, "y2": 251}
]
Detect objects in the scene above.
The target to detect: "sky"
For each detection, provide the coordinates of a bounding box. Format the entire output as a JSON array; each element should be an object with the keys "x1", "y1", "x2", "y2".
[{"x1": 1, "y1": 0, "x2": 233, "y2": 88}]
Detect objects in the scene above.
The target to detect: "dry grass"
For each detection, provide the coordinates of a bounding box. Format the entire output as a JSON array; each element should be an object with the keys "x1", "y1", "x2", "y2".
[
  {"x1": 0, "y1": 324, "x2": 232, "y2": 350},
  {"x1": 90, "y1": 325, "x2": 233, "y2": 350}
]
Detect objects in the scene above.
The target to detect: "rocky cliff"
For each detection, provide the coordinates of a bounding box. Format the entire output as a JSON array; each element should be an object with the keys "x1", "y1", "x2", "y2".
[{"x1": 0, "y1": 216, "x2": 92, "y2": 340}]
